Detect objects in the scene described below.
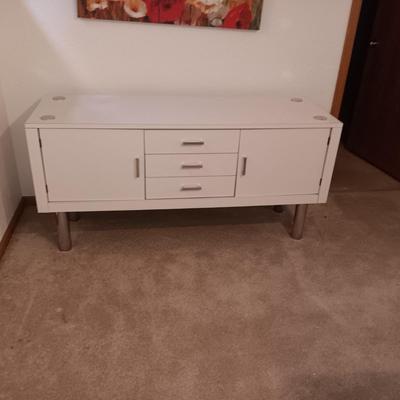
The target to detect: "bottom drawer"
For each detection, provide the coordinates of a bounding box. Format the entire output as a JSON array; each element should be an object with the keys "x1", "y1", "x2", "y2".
[{"x1": 146, "y1": 176, "x2": 236, "y2": 199}]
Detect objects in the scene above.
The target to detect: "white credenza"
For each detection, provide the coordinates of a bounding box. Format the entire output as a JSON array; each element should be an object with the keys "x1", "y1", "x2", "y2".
[{"x1": 25, "y1": 95, "x2": 342, "y2": 250}]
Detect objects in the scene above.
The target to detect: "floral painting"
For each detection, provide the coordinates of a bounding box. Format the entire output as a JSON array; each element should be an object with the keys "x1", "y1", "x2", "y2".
[{"x1": 77, "y1": 0, "x2": 263, "y2": 30}]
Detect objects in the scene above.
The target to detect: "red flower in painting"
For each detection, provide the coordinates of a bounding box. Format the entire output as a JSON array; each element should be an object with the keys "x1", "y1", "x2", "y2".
[
  {"x1": 223, "y1": 2, "x2": 252, "y2": 29},
  {"x1": 145, "y1": 0, "x2": 185, "y2": 23}
]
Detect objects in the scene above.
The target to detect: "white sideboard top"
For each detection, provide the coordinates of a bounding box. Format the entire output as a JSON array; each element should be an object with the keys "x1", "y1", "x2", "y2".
[{"x1": 25, "y1": 94, "x2": 342, "y2": 130}]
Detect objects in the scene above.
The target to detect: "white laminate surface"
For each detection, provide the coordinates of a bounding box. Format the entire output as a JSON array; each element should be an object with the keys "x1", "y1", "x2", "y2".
[
  {"x1": 146, "y1": 154, "x2": 238, "y2": 177},
  {"x1": 41, "y1": 129, "x2": 145, "y2": 201},
  {"x1": 237, "y1": 129, "x2": 330, "y2": 196},
  {"x1": 26, "y1": 94, "x2": 342, "y2": 130},
  {"x1": 146, "y1": 176, "x2": 236, "y2": 199}
]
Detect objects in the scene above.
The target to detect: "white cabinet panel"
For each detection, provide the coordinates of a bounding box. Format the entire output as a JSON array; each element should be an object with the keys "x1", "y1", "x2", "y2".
[
  {"x1": 146, "y1": 154, "x2": 238, "y2": 177},
  {"x1": 236, "y1": 129, "x2": 330, "y2": 197},
  {"x1": 145, "y1": 130, "x2": 240, "y2": 154},
  {"x1": 41, "y1": 129, "x2": 144, "y2": 201}
]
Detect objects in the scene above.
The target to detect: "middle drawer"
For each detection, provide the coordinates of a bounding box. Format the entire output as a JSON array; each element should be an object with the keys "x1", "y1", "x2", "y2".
[{"x1": 146, "y1": 154, "x2": 238, "y2": 177}]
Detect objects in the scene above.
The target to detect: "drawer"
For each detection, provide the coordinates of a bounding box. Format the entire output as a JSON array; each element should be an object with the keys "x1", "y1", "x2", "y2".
[
  {"x1": 145, "y1": 130, "x2": 240, "y2": 154},
  {"x1": 146, "y1": 176, "x2": 236, "y2": 199},
  {"x1": 146, "y1": 154, "x2": 238, "y2": 177}
]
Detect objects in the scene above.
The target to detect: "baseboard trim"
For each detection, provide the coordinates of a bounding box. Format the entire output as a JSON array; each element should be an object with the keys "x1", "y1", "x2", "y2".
[{"x1": 0, "y1": 196, "x2": 36, "y2": 261}]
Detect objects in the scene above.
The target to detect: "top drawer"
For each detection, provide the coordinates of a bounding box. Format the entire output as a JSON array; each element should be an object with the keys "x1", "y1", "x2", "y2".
[{"x1": 145, "y1": 130, "x2": 240, "y2": 154}]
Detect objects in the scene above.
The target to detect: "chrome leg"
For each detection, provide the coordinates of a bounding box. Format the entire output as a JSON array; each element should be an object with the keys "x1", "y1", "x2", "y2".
[
  {"x1": 291, "y1": 204, "x2": 308, "y2": 240},
  {"x1": 273, "y1": 205, "x2": 284, "y2": 213},
  {"x1": 57, "y1": 212, "x2": 72, "y2": 251},
  {"x1": 68, "y1": 212, "x2": 80, "y2": 222}
]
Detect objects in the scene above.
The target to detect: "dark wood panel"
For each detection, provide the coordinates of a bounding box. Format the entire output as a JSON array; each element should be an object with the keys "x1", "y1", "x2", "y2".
[{"x1": 347, "y1": 0, "x2": 400, "y2": 181}]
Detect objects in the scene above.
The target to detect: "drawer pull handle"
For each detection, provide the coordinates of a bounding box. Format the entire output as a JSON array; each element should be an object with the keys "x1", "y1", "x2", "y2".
[
  {"x1": 181, "y1": 163, "x2": 203, "y2": 169},
  {"x1": 241, "y1": 157, "x2": 248, "y2": 176},
  {"x1": 182, "y1": 140, "x2": 205, "y2": 146},
  {"x1": 181, "y1": 185, "x2": 202, "y2": 191},
  {"x1": 135, "y1": 158, "x2": 140, "y2": 178}
]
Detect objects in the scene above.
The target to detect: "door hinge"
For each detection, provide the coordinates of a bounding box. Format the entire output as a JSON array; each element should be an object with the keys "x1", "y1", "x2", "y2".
[
  {"x1": 327, "y1": 136, "x2": 331, "y2": 146},
  {"x1": 45, "y1": 184, "x2": 49, "y2": 193},
  {"x1": 319, "y1": 178, "x2": 323, "y2": 187}
]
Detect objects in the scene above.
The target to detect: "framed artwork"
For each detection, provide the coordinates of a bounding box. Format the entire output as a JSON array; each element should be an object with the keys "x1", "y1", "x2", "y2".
[{"x1": 77, "y1": 0, "x2": 263, "y2": 30}]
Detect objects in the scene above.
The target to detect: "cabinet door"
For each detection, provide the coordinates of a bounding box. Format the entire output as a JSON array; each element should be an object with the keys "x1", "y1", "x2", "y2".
[
  {"x1": 41, "y1": 129, "x2": 144, "y2": 201},
  {"x1": 236, "y1": 129, "x2": 329, "y2": 197}
]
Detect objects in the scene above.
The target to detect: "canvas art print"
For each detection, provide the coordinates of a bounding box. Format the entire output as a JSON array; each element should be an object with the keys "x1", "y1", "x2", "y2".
[{"x1": 78, "y1": 0, "x2": 263, "y2": 30}]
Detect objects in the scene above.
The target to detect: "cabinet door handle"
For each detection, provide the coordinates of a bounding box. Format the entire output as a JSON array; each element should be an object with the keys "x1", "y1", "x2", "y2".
[
  {"x1": 181, "y1": 185, "x2": 202, "y2": 191},
  {"x1": 135, "y1": 158, "x2": 140, "y2": 178},
  {"x1": 241, "y1": 157, "x2": 248, "y2": 176},
  {"x1": 181, "y1": 162, "x2": 203, "y2": 169},
  {"x1": 182, "y1": 140, "x2": 205, "y2": 146}
]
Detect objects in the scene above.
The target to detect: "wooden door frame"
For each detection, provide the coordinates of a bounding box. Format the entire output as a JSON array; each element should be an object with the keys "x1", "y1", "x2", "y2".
[{"x1": 331, "y1": 0, "x2": 363, "y2": 118}]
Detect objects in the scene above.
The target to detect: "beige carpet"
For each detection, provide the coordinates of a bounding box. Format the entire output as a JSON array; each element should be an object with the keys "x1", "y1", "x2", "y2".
[
  {"x1": 331, "y1": 147, "x2": 400, "y2": 193},
  {"x1": 1, "y1": 151, "x2": 400, "y2": 400}
]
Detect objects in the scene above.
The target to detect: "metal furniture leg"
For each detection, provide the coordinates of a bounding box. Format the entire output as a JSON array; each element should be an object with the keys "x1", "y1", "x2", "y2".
[
  {"x1": 68, "y1": 212, "x2": 80, "y2": 222},
  {"x1": 273, "y1": 205, "x2": 284, "y2": 213},
  {"x1": 57, "y1": 212, "x2": 72, "y2": 251},
  {"x1": 291, "y1": 204, "x2": 308, "y2": 240}
]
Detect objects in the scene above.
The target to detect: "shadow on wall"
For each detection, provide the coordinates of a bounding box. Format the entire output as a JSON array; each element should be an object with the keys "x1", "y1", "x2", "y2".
[
  {"x1": 0, "y1": 126, "x2": 21, "y2": 230},
  {"x1": 1, "y1": 1, "x2": 80, "y2": 195},
  {"x1": 7, "y1": 102, "x2": 40, "y2": 196}
]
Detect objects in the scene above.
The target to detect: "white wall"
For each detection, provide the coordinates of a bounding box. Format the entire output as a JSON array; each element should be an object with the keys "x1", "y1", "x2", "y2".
[
  {"x1": 0, "y1": 81, "x2": 21, "y2": 239},
  {"x1": 0, "y1": 0, "x2": 351, "y2": 196}
]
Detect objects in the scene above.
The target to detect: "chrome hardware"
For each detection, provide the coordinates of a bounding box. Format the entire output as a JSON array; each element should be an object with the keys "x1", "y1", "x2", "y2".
[
  {"x1": 292, "y1": 205, "x2": 308, "y2": 240},
  {"x1": 241, "y1": 157, "x2": 248, "y2": 176},
  {"x1": 40, "y1": 115, "x2": 56, "y2": 121},
  {"x1": 369, "y1": 41, "x2": 380, "y2": 47},
  {"x1": 313, "y1": 115, "x2": 328, "y2": 121},
  {"x1": 56, "y1": 212, "x2": 72, "y2": 251},
  {"x1": 181, "y1": 185, "x2": 202, "y2": 191},
  {"x1": 135, "y1": 158, "x2": 140, "y2": 178},
  {"x1": 181, "y1": 162, "x2": 203, "y2": 169},
  {"x1": 182, "y1": 140, "x2": 205, "y2": 146}
]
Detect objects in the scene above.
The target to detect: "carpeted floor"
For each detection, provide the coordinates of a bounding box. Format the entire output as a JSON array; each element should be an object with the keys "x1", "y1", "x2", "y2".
[{"x1": 1, "y1": 148, "x2": 400, "y2": 400}]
